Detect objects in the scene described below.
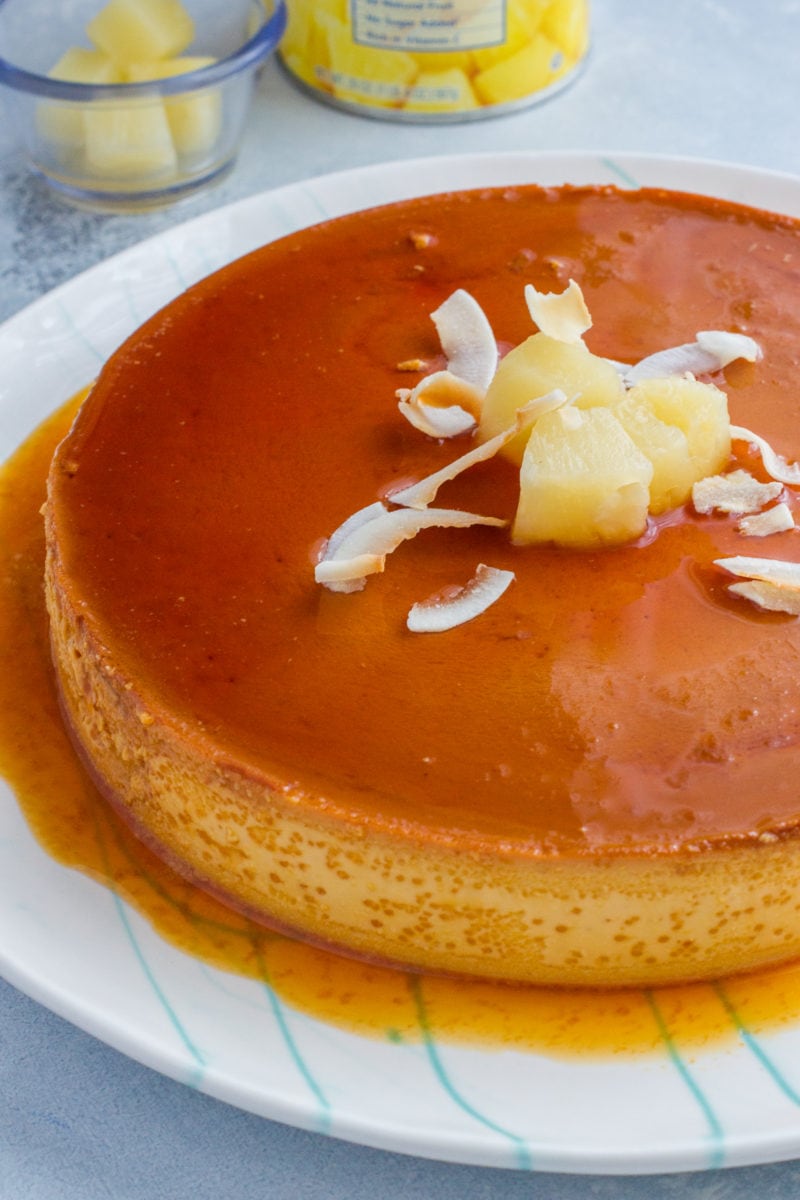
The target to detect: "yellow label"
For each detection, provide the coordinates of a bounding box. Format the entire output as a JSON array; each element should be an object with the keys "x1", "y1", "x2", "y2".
[
  {"x1": 352, "y1": 0, "x2": 506, "y2": 53},
  {"x1": 281, "y1": 0, "x2": 590, "y2": 116}
]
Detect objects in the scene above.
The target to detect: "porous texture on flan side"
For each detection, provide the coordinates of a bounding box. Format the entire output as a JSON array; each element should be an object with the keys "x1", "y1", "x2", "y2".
[
  {"x1": 43, "y1": 183, "x2": 800, "y2": 987},
  {"x1": 45, "y1": 499, "x2": 800, "y2": 988}
]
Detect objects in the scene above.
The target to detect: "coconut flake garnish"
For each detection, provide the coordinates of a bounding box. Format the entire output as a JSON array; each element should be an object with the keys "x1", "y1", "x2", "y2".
[
  {"x1": 716, "y1": 555, "x2": 800, "y2": 586},
  {"x1": 730, "y1": 426, "x2": 800, "y2": 486},
  {"x1": 623, "y1": 331, "x2": 763, "y2": 387},
  {"x1": 324, "y1": 500, "x2": 387, "y2": 559},
  {"x1": 397, "y1": 370, "x2": 481, "y2": 438},
  {"x1": 692, "y1": 469, "x2": 782, "y2": 515},
  {"x1": 431, "y1": 289, "x2": 498, "y2": 393},
  {"x1": 524, "y1": 279, "x2": 591, "y2": 344},
  {"x1": 739, "y1": 503, "x2": 795, "y2": 537},
  {"x1": 315, "y1": 505, "x2": 506, "y2": 592},
  {"x1": 716, "y1": 555, "x2": 800, "y2": 615},
  {"x1": 728, "y1": 580, "x2": 800, "y2": 615},
  {"x1": 696, "y1": 330, "x2": 762, "y2": 365},
  {"x1": 407, "y1": 564, "x2": 515, "y2": 633},
  {"x1": 388, "y1": 390, "x2": 569, "y2": 510}
]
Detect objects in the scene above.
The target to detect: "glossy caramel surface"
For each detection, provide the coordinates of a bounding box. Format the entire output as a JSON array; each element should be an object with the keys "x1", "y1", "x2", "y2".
[
  {"x1": 6, "y1": 398, "x2": 800, "y2": 1050},
  {"x1": 48, "y1": 185, "x2": 800, "y2": 854}
]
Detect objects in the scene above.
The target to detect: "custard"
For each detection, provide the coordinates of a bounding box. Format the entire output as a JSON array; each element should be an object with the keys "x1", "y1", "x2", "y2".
[{"x1": 44, "y1": 183, "x2": 800, "y2": 985}]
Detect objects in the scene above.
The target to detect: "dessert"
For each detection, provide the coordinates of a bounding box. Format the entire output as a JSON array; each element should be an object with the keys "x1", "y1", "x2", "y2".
[{"x1": 44, "y1": 183, "x2": 800, "y2": 987}]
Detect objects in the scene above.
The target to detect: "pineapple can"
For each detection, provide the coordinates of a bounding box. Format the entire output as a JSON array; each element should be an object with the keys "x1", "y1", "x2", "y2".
[{"x1": 279, "y1": 0, "x2": 590, "y2": 121}]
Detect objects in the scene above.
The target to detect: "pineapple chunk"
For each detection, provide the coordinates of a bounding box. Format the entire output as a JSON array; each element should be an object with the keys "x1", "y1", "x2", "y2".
[
  {"x1": 49, "y1": 45, "x2": 123, "y2": 83},
  {"x1": 625, "y1": 376, "x2": 731, "y2": 507},
  {"x1": 83, "y1": 99, "x2": 177, "y2": 178},
  {"x1": 38, "y1": 48, "x2": 124, "y2": 147},
  {"x1": 615, "y1": 393, "x2": 692, "y2": 514},
  {"x1": 471, "y1": 0, "x2": 548, "y2": 71},
  {"x1": 479, "y1": 333, "x2": 625, "y2": 463},
  {"x1": 513, "y1": 407, "x2": 654, "y2": 548},
  {"x1": 473, "y1": 32, "x2": 561, "y2": 105},
  {"x1": 281, "y1": 0, "x2": 345, "y2": 79},
  {"x1": 87, "y1": 0, "x2": 195, "y2": 67},
  {"x1": 126, "y1": 53, "x2": 216, "y2": 79},
  {"x1": 126, "y1": 56, "x2": 220, "y2": 156},
  {"x1": 323, "y1": 15, "x2": 417, "y2": 105}
]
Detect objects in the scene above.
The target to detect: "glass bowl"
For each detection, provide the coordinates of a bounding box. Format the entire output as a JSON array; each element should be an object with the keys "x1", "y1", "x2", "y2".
[{"x1": 0, "y1": 0, "x2": 286, "y2": 212}]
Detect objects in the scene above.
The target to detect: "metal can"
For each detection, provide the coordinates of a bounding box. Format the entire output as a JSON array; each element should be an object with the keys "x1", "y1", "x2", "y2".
[{"x1": 279, "y1": 0, "x2": 590, "y2": 121}]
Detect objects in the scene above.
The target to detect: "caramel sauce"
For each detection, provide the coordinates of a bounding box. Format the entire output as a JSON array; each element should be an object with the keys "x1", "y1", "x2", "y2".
[
  {"x1": 4, "y1": 392, "x2": 800, "y2": 1058},
  {"x1": 48, "y1": 187, "x2": 800, "y2": 855}
]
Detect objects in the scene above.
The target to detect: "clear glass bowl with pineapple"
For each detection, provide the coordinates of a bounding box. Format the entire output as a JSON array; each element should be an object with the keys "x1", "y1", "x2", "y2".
[{"x1": 0, "y1": 0, "x2": 286, "y2": 211}]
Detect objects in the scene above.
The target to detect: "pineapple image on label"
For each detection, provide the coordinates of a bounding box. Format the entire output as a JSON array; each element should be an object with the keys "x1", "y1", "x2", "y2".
[{"x1": 280, "y1": 0, "x2": 590, "y2": 119}]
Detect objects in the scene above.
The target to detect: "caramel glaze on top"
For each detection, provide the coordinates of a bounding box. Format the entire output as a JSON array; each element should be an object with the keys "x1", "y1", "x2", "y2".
[{"x1": 48, "y1": 184, "x2": 800, "y2": 857}]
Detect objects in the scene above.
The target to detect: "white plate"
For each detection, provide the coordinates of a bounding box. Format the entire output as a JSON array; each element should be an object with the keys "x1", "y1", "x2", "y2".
[{"x1": 3, "y1": 151, "x2": 800, "y2": 1177}]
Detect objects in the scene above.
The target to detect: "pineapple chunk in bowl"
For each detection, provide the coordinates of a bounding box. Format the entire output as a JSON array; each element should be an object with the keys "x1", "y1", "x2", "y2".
[{"x1": 0, "y1": 0, "x2": 286, "y2": 211}]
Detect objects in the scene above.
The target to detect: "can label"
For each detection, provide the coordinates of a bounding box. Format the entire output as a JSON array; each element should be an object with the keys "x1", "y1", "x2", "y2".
[
  {"x1": 351, "y1": 0, "x2": 506, "y2": 54},
  {"x1": 280, "y1": 0, "x2": 590, "y2": 120}
]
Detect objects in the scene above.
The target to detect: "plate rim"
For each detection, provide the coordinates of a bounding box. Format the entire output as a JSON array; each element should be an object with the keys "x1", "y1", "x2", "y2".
[{"x1": 3, "y1": 149, "x2": 800, "y2": 1177}]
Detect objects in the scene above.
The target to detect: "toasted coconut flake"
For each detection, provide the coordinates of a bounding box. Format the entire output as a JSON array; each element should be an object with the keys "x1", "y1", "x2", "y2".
[
  {"x1": 398, "y1": 396, "x2": 476, "y2": 438},
  {"x1": 315, "y1": 504, "x2": 506, "y2": 592},
  {"x1": 407, "y1": 564, "x2": 515, "y2": 633},
  {"x1": 728, "y1": 580, "x2": 800, "y2": 615},
  {"x1": 431, "y1": 289, "x2": 498, "y2": 393},
  {"x1": 324, "y1": 501, "x2": 387, "y2": 558},
  {"x1": 716, "y1": 555, "x2": 800, "y2": 586},
  {"x1": 730, "y1": 425, "x2": 800, "y2": 486},
  {"x1": 388, "y1": 389, "x2": 568, "y2": 509},
  {"x1": 396, "y1": 369, "x2": 482, "y2": 438},
  {"x1": 692, "y1": 469, "x2": 782, "y2": 515},
  {"x1": 624, "y1": 342, "x2": 718, "y2": 386},
  {"x1": 739, "y1": 503, "x2": 795, "y2": 537},
  {"x1": 315, "y1": 553, "x2": 385, "y2": 591},
  {"x1": 696, "y1": 330, "x2": 762, "y2": 365},
  {"x1": 717, "y1": 554, "x2": 800, "y2": 617},
  {"x1": 315, "y1": 502, "x2": 389, "y2": 592},
  {"x1": 623, "y1": 331, "x2": 762, "y2": 387},
  {"x1": 524, "y1": 279, "x2": 591, "y2": 344}
]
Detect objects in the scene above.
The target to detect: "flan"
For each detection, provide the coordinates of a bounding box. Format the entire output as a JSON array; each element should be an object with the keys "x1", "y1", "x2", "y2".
[{"x1": 43, "y1": 183, "x2": 800, "y2": 987}]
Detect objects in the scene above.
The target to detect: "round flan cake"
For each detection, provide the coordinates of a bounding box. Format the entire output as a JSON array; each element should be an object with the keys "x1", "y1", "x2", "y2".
[{"x1": 44, "y1": 183, "x2": 800, "y2": 987}]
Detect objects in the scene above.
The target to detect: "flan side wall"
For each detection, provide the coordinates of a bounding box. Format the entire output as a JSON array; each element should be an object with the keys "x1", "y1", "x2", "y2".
[{"x1": 43, "y1": 496, "x2": 800, "y2": 988}]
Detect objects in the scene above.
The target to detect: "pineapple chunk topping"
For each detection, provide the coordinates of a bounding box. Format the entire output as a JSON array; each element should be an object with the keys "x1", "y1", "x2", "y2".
[
  {"x1": 513, "y1": 407, "x2": 653, "y2": 549},
  {"x1": 482, "y1": 335, "x2": 625, "y2": 461}
]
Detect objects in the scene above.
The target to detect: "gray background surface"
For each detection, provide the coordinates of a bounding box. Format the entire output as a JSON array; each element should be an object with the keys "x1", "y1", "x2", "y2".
[{"x1": 2, "y1": 0, "x2": 800, "y2": 1195}]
